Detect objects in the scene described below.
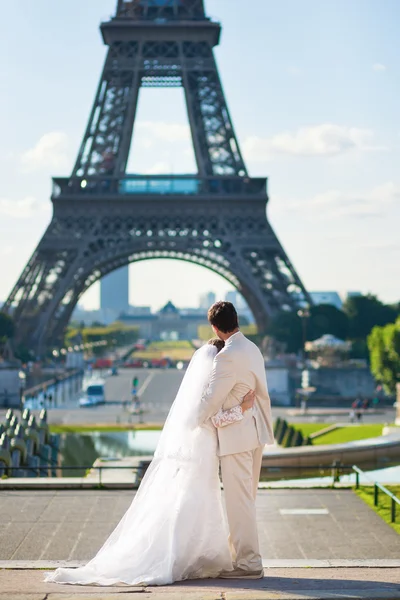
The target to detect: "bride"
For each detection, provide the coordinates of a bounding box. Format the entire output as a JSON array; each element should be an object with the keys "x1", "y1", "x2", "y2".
[{"x1": 45, "y1": 339, "x2": 254, "y2": 586}]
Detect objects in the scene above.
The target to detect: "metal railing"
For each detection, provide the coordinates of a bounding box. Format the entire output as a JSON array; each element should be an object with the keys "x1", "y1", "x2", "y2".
[
  {"x1": 52, "y1": 176, "x2": 268, "y2": 198},
  {"x1": 0, "y1": 464, "x2": 141, "y2": 487},
  {"x1": 1, "y1": 461, "x2": 353, "y2": 487},
  {"x1": 3, "y1": 463, "x2": 399, "y2": 504},
  {"x1": 353, "y1": 465, "x2": 400, "y2": 524}
]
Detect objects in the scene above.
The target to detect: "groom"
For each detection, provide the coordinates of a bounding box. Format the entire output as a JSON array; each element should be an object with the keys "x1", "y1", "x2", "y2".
[{"x1": 200, "y1": 301, "x2": 275, "y2": 579}]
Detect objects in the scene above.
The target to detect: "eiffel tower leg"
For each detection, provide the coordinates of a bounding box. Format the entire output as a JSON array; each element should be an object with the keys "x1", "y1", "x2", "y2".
[
  {"x1": 73, "y1": 42, "x2": 142, "y2": 178},
  {"x1": 181, "y1": 43, "x2": 247, "y2": 176}
]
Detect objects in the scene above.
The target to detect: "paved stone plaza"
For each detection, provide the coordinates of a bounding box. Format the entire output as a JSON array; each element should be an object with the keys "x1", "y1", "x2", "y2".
[
  {"x1": 1, "y1": 489, "x2": 399, "y2": 561},
  {"x1": 0, "y1": 567, "x2": 400, "y2": 599}
]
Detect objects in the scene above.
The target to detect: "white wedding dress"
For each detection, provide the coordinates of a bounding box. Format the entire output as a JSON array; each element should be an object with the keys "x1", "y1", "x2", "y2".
[{"x1": 45, "y1": 345, "x2": 233, "y2": 586}]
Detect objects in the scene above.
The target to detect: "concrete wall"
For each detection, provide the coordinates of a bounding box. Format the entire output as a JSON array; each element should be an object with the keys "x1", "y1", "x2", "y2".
[
  {"x1": 0, "y1": 367, "x2": 21, "y2": 408},
  {"x1": 266, "y1": 367, "x2": 291, "y2": 406},
  {"x1": 301, "y1": 367, "x2": 377, "y2": 405}
]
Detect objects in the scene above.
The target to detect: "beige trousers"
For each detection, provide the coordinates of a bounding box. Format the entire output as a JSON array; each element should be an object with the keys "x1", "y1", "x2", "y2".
[{"x1": 220, "y1": 445, "x2": 263, "y2": 571}]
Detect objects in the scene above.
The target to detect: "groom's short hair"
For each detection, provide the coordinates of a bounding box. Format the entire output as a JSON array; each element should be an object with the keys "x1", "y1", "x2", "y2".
[{"x1": 208, "y1": 301, "x2": 239, "y2": 333}]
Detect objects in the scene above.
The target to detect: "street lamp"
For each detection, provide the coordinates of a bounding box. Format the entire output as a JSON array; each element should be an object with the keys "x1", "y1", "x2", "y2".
[
  {"x1": 297, "y1": 307, "x2": 310, "y2": 366},
  {"x1": 297, "y1": 306, "x2": 311, "y2": 414},
  {"x1": 18, "y1": 370, "x2": 26, "y2": 409}
]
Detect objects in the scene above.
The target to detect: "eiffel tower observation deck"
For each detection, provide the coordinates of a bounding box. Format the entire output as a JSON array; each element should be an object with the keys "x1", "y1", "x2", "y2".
[{"x1": 4, "y1": 0, "x2": 311, "y2": 356}]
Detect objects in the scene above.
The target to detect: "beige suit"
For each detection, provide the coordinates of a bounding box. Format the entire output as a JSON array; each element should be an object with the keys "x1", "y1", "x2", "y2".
[{"x1": 199, "y1": 331, "x2": 275, "y2": 571}]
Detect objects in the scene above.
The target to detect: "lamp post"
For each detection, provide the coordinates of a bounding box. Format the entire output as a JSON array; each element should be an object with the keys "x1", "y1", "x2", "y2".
[
  {"x1": 18, "y1": 370, "x2": 26, "y2": 410},
  {"x1": 297, "y1": 307, "x2": 310, "y2": 366},
  {"x1": 297, "y1": 306, "x2": 311, "y2": 413}
]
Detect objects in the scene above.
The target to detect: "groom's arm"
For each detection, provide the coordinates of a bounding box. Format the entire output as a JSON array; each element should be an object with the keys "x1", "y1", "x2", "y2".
[{"x1": 198, "y1": 351, "x2": 236, "y2": 424}]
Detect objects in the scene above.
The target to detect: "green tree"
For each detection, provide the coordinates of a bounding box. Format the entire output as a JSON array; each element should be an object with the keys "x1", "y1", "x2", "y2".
[
  {"x1": 267, "y1": 304, "x2": 349, "y2": 354},
  {"x1": 266, "y1": 311, "x2": 303, "y2": 353},
  {"x1": 308, "y1": 304, "x2": 349, "y2": 341},
  {"x1": 368, "y1": 319, "x2": 400, "y2": 394},
  {"x1": 344, "y1": 294, "x2": 398, "y2": 340},
  {"x1": 0, "y1": 312, "x2": 15, "y2": 356},
  {"x1": 0, "y1": 312, "x2": 15, "y2": 340}
]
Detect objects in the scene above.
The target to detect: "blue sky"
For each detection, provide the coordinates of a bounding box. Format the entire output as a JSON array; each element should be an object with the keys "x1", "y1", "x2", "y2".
[{"x1": 0, "y1": 0, "x2": 399, "y2": 311}]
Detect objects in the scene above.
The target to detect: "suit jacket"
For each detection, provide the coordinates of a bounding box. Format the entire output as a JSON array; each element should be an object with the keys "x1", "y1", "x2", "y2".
[{"x1": 199, "y1": 331, "x2": 275, "y2": 456}]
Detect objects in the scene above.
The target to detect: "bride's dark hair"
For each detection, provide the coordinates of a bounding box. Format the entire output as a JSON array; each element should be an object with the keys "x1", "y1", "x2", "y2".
[{"x1": 207, "y1": 337, "x2": 225, "y2": 353}]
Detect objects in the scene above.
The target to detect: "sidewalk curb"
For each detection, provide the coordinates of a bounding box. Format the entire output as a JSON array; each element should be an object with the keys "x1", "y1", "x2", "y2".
[{"x1": 2, "y1": 559, "x2": 400, "y2": 569}]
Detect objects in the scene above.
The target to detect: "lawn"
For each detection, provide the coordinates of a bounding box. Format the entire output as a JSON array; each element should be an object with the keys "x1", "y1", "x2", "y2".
[
  {"x1": 286, "y1": 423, "x2": 387, "y2": 445},
  {"x1": 312, "y1": 425, "x2": 384, "y2": 445},
  {"x1": 289, "y1": 423, "x2": 330, "y2": 438},
  {"x1": 198, "y1": 324, "x2": 258, "y2": 341},
  {"x1": 355, "y1": 485, "x2": 400, "y2": 536},
  {"x1": 132, "y1": 340, "x2": 195, "y2": 361}
]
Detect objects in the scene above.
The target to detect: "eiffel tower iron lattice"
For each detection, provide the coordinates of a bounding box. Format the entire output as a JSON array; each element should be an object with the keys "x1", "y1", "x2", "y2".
[{"x1": 4, "y1": 0, "x2": 311, "y2": 356}]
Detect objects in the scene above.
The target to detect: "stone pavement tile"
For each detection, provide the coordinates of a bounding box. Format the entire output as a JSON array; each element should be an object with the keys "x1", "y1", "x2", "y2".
[
  {"x1": 0, "y1": 596, "x2": 47, "y2": 600},
  {"x1": 3, "y1": 568, "x2": 400, "y2": 597},
  {"x1": 0, "y1": 523, "x2": 33, "y2": 559},
  {"x1": 2, "y1": 489, "x2": 400, "y2": 563},
  {"x1": 1, "y1": 568, "x2": 400, "y2": 599}
]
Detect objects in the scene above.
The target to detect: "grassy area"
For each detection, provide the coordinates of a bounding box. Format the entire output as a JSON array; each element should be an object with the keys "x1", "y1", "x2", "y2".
[
  {"x1": 289, "y1": 423, "x2": 330, "y2": 438},
  {"x1": 50, "y1": 424, "x2": 163, "y2": 434},
  {"x1": 312, "y1": 425, "x2": 384, "y2": 445},
  {"x1": 198, "y1": 324, "x2": 258, "y2": 342},
  {"x1": 355, "y1": 486, "x2": 400, "y2": 535},
  {"x1": 147, "y1": 341, "x2": 194, "y2": 350},
  {"x1": 132, "y1": 340, "x2": 195, "y2": 361},
  {"x1": 51, "y1": 422, "x2": 387, "y2": 440}
]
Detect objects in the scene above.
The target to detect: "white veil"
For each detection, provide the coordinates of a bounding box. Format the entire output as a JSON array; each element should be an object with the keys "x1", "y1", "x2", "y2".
[
  {"x1": 154, "y1": 343, "x2": 217, "y2": 462},
  {"x1": 45, "y1": 343, "x2": 231, "y2": 586}
]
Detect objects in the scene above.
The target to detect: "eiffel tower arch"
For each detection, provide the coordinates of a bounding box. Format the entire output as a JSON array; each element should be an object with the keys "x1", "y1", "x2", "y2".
[{"x1": 4, "y1": 0, "x2": 311, "y2": 356}]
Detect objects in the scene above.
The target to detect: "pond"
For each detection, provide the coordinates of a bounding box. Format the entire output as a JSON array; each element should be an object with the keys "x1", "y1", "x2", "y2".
[
  {"x1": 58, "y1": 430, "x2": 400, "y2": 484},
  {"x1": 59, "y1": 431, "x2": 161, "y2": 476}
]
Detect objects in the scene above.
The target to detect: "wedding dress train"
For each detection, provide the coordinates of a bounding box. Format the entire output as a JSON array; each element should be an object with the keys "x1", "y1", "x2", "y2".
[{"x1": 45, "y1": 345, "x2": 233, "y2": 586}]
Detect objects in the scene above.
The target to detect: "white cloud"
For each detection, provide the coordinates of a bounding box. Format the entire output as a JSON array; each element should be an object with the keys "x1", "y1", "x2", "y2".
[
  {"x1": 278, "y1": 181, "x2": 399, "y2": 220},
  {"x1": 0, "y1": 196, "x2": 43, "y2": 218},
  {"x1": 243, "y1": 124, "x2": 382, "y2": 161},
  {"x1": 21, "y1": 131, "x2": 70, "y2": 171},
  {"x1": 136, "y1": 121, "x2": 191, "y2": 143},
  {"x1": 372, "y1": 63, "x2": 387, "y2": 72}
]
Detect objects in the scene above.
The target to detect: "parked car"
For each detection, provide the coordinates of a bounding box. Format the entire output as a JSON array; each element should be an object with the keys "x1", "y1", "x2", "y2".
[{"x1": 123, "y1": 359, "x2": 143, "y2": 368}]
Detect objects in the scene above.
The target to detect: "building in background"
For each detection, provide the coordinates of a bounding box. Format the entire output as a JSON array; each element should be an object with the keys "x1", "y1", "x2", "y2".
[
  {"x1": 225, "y1": 291, "x2": 255, "y2": 324},
  {"x1": 199, "y1": 291, "x2": 216, "y2": 309},
  {"x1": 100, "y1": 266, "x2": 130, "y2": 313},
  {"x1": 310, "y1": 292, "x2": 343, "y2": 310},
  {"x1": 309, "y1": 291, "x2": 362, "y2": 310},
  {"x1": 120, "y1": 301, "x2": 209, "y2": 340}
]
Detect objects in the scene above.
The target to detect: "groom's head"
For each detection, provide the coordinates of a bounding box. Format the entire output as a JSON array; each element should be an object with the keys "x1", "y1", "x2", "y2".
[{"x1": 208, "y1": 301, "x2": 239, "y2": 340}]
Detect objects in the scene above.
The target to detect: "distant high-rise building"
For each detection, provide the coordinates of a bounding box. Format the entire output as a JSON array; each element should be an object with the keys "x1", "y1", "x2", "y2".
[
  {"x1": 225, "y1": 290, "x2": 249, "y2": 310},
  {"x1": 225, "y1": 291, "x2": 255, "y2": 324},
  {"x1": 199, "y1": 291, "x2": 216, "y2": 309},
  {"x1": 100, "y1": 266, "x2": 130, "y2": 312},
  {"x1": 310, "y1": 292, "x2": 343, "y2": 310}
]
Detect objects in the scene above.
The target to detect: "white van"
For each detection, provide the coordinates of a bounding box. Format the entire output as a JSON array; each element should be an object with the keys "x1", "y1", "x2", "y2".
[{"x1": 79, "y1": 379, "x2": 105, "y2": 407}]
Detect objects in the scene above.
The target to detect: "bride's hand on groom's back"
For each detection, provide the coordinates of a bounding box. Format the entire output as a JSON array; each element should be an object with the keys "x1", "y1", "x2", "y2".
[{"x1": 241, "y1": 390, "x2": 256, "y2": 413}]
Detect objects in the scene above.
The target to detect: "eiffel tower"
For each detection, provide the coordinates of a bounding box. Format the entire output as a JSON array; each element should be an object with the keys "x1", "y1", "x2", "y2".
[{"x1": 4, "y1": 0, "x2": 311, "y2": 356}]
